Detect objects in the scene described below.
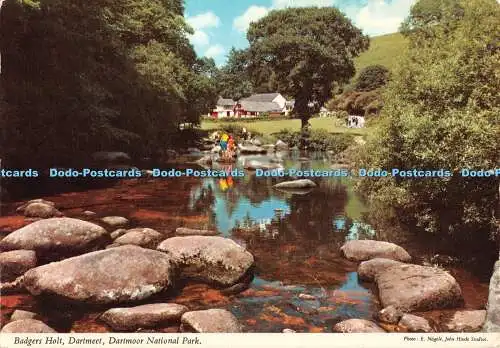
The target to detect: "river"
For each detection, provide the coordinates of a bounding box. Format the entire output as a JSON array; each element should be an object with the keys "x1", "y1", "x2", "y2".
[{"x1": 0, "y1": 150, "x2": 490, "y2": 332}]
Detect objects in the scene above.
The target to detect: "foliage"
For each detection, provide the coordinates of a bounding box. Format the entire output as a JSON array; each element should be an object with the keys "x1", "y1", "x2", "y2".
[
  {"x1": 214, "y1": 48, "x2": 254, "y2": 101},
  {"x1": 246, "y1": 7, "x2": 369, "y2": 128},
  {"x1": 328, "y1": 90, "x2": 383, "y2": 116},
  {"x1": 0, "y1": 0, "x2": 217, "y2": 167},
  {"x1": 358, "y1": 0, "x2": 500, "y2": 255},
  {"x1": 273, "y1": 129, "x2": 353, "y2": 153},
  {"x1": 354, "y1": 65, "x2": 391, "y2": 92}
]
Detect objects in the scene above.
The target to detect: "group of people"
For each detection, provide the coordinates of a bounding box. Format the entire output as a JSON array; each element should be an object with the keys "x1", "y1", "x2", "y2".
[{"x1": 215, "y1": 132, "x2": 236, "y2": 162}]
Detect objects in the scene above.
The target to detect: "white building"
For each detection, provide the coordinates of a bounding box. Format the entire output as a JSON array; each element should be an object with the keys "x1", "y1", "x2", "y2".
[{"x1": 211, "y1": 97, "x2": 236, "y2": 118}]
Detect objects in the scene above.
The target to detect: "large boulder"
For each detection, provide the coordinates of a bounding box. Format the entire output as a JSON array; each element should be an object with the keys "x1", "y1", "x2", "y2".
[
  {"x1": 0, "y1": 218, "x2": 109, "y2": 259},
  {"x1": 0, "y1": 250, "x2": 37, "y2": 282},
  {"x1": 109, "y1": 228, "x2": 164, "y2": 249},
  {"x1": 180, "y1": 309, "x2": 242, "y2": 333},
  {"x1": 157, "y1": 236, "x2": 254, "y2": 287},
  {"x1": 22, "y1": 245, "x2": 175, "y2": 304},
  {"x1": 273, "y1": 179, "x2": 316, "y2": 190},
  {"x1": 275, "y1": 140, "x2": 289, "y2": 151},
  {"x1": 101, "y1": 216, "x2": 129, "y2": 228},
  {"x1": 376, "y1": 264, "x2": 463, "y2": 312},
  {"x1": 484, "y1": 260, "x2": 500, "y2": 332},
  {"x1": 442, "y1": 310, "x2": 487, "y2": 332},
  {"x1": 100, "y1": 303, "x2": 188, "y2": 331},
  {"x1": 175, "y1": 228, "x2": 218, "y2": 237},
  {"x1": 358, "y1": 258, "x2": 403, "y2": 282},
  {"x1": 341, "y1": 240, "x2": 412, "y2": 262},
  {"x1": 1, "y1": 319, "x2": 56, "y2": 333},
  {"x1": 23, "y1": 202, "x2": 63, "y2": 219},
  {"x1": 333, "y1": 319, "x2": 385, "y2": 333},
  {"x1": 399, "y1": 314, "x2": 433, "y2": 332}
]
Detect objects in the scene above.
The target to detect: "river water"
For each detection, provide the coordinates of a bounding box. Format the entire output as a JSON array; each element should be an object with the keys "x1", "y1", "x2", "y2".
[{"x1": 0, "y1": 151, "x2": 490, "y2": 332}]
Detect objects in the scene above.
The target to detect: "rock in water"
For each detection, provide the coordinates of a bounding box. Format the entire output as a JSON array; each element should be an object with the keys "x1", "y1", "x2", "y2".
[
  {"x1": 0, "y1": 218, "x2": 109, "y2": 259},
  {"x1": 1, "y1": 319, "x2": 56, "y2": 333},
  {"x1": 238, "y1": 144, "x2": 267, "y2": 154},
  {"x1": 22, "y1": 245, "x2": 175, "y2": 304},
  {"x1": 484, "y1": 260, "x2": 500, "y2": 332},
  {"x1": 376, "y1": 264, "x2": 463, "y2": 312},
  {"x1": 109, "y1": 228, "x2": 164, "y2": 249},
  {"x1": 100, "y1": 303, "x2": 188, "y2": 331},
  {"x1": 340, "y1": 240, "x2": 412, "y2": 262},
  {"x1": 91, "y1": 152, "x2": 131, "y2": 163},
  {"x1": 180, "y1": 309, "x2": 242, "y2": 333},
  {"x1": 358, "y1": 258, "x2": 403, "y2": 282},
  {"x1": 175, "y1": 228, "x2": 218, "y2": 237},
  {"x1": 275, "y1": 140, "x2": 289, "y2": 151},
  {"x1": 16, "y1": 199, "x2": 55, "y2": 214},
  {"x1": 377, "y1": 306, "x2": 404, "y2": 324},
  {"x1": 110, "y1": 229, "x2": 127, "y2": 240},
  {"x1": 333, "y1": 319, "x2": 385, "y2": 333},
  {"x1": 273, "y1": 179, "x2": 317, "y2": 190},
  {"x1": 10, "y1": 310, "x2": 38, "y2": 321},
  {"x1": 442, "y1": 310, "x2": 487, "y2": 332},
  {"x1": 399, "y1": 314, "x2": 433, "y2": 332},
  {"x1": 0, "y1": 250, "x2": 37, "y2": 282},
  {"x1": 23, "y1": 202, "x2": 63, "y2": 218},
  {"x1": 157, "y1": 236, "x2": 254, "y2": 287},
  {"x1": 101, "y1": 216, "x2": 129, "y2": 227}
]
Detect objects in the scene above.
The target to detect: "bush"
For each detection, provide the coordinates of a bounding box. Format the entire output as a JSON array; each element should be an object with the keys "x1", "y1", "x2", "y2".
[
  {"x1": 273, "y1": 129, "x2": 353, "y2": 153},
  {"x1": 354, "y1": 65, "x2": 391, "y2": 92},
  {"x1": 357, "y1": 0, "x2": 500, "y2": 257},
  {"x1": 327, "y1": 90, "x2": 383, "y2": 116}
]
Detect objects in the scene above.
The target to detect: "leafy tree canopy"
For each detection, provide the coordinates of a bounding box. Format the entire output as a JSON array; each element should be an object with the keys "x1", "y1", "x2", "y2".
[
  {"x1": 354, "y1": 65, "x2": 391, "y2": 92},
  {"x1": 246, "y1": 7, "x2": 369, "y2": 127}
]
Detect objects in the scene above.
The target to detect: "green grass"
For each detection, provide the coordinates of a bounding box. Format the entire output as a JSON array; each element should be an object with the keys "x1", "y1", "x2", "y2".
[
  {"x1": 355, "y1": 32, "x2": 408, "y2": 74},
  {"x1": 200, "y1": 117, "x2": 368, "y2": 137}
]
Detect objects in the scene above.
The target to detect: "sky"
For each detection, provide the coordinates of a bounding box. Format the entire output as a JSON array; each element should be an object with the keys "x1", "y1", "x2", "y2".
[{"x1": 185, "y1": 0, "x2": 417, "y2": 66}]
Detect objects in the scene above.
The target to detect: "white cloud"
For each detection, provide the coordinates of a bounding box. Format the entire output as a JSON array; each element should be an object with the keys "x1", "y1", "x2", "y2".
[
  {"x1": 233, "y1": 6, "x2": 269, "y2": 33},
  {"x1": 189, "y1": 30, "x2": 210, "y2": 47},
  {"x1": 205, "y1": 44, "x2": 226, "y2": 59},
  {"x1": 272, "y1": 0, "x2": 336, "y2": 8},
  {"x1": 186, "y1": 11, "x2": 221, "y2": 30},
  {"x1": 352, "y1": 0, "x2": 416, "y2": 36}
]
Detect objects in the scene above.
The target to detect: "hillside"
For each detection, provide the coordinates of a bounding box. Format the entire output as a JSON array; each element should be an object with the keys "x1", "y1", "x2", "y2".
[{"x1": 354, "y1": 32, "x2": 409, "y2": 74}]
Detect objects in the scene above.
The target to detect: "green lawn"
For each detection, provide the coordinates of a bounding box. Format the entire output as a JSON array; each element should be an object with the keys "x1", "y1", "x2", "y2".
[
  {"x1": 355, "y1": 32, "x2": 408, "y2": 74},
  {"x1": 200, "y1": 117, "x2": 368, "y2": 137}
]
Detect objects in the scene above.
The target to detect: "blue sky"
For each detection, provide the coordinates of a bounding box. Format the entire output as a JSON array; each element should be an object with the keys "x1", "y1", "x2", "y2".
[{"x1": 185, "y1": 0, "x2": 416, "y2": 65}]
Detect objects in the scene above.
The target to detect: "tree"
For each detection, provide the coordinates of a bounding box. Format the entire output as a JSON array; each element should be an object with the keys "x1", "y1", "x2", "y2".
[
  {"x1": 246, "y1": 7, "x2": 369, "y2": 128},
  {"x1": 0, "y1": 0, "x2": 217, "y2": 167},
  {"x1": 358, "y1": 0, "x2": 500, "y2": 257},
  {"x1": 215, "y1": 48, "x2": 254, "y2": 101},
  {"x1": 354, "y1": 65, "x2": 390, "y2": 92}
]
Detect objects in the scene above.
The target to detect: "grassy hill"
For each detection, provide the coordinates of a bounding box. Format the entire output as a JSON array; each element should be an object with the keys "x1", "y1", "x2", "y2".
[{"x1": 355, "y1": 32, "x2": 409, "y2": 74}]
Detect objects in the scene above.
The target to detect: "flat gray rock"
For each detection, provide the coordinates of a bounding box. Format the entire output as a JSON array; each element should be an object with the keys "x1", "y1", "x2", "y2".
[
  {"x1": 274, "y1": 179, "x2": 317, "y2": 190},
  {"x1": 23, "y1": 245, "x2": 175, "y2": 304},
  {"x1": 358, "y1": 258, "x2": 403, "y2": 282},
  {"x1": 109, "y1": 228, "x2": 164, "y2": 249},
  {"x1": 181, "y1": 309, "x2": 242, "y2": 333},
  {"x1": 0, "y1": 218, "x2": 109, "y2": 259},
  {"x1": 1, "y1": 319, "x2": 56, "y2": 333},
  {"x1": 399, "y1": 314, "x2": 433, "y2": 332},
  {"x1": 10, "y1": 310, "x2": 38, "y2": 321},
  {"x1": 101, "y1": 303, "x2": 188, "y2": 331},
  {"x1": 333, "y1": 319, "x2": 385, "y2": 333},
  {"x1": 101, "y1": 216, "x2": 129, "y2": 227},
  {"x1": 341, "y1": 240, "x2": 411, "y2": 262},
  {"x1": 157, "y1": 236, "x2": 254, "y2": 287},
  {"x1": 376, "y1": 264, "x2": 463, "y2": 312},
  {"x1": 442, "y1": 310, "x2": 487, "y2": 332},
  {"x1": 16, "y1": 199, "x2": 55, "y2": 214},
  {"x1": 23, "y1": 202, "x2": 63, "y2": 218}
]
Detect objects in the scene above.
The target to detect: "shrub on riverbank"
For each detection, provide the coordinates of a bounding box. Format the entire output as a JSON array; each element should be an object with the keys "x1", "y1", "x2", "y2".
[
  {"x1": 357, "y1": 0, "x2": 500, "y2": 258},
  {"x1": 273, "y1": 129, "x2": 353, "y2": 153}
]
